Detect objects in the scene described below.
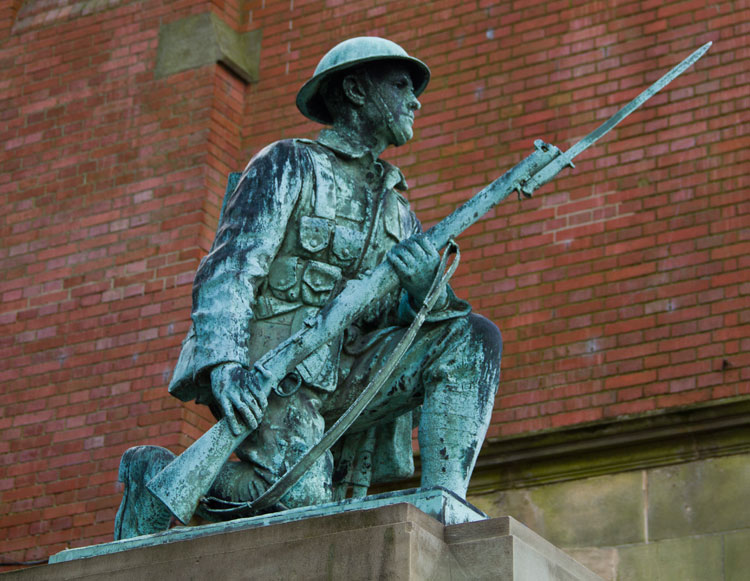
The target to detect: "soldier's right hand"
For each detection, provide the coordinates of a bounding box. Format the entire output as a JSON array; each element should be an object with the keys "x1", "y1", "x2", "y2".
[{"x1": 210, "y1": 362, "x2": 269, "y2": 436}]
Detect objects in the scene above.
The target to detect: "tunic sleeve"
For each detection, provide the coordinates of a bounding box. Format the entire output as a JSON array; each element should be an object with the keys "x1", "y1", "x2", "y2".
[{"x1": 189, "y1": 140, "x2": 311, "y2": 383}]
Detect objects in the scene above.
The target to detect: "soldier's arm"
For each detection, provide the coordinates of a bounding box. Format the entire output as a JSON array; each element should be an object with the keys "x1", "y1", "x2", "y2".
[{"x1": 188, "y1": 141, "x2": 312, "y2": 431}]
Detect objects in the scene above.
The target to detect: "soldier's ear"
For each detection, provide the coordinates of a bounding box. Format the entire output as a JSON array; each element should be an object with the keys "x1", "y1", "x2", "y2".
[{"x1": 342, "y1": 74, "x2": 367, "y2": 107}]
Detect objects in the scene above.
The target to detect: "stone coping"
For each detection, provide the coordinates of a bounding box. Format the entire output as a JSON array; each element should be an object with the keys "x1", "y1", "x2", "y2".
[
  {"x1": 9, "y1": 501, "x2": 602, "y2": 580},
  {"x1": 49, "y1": 487, "x2": 486, "y2": 564}
]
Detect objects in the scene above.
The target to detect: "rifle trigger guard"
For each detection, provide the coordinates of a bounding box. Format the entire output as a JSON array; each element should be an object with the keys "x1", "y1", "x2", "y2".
[{"x1": 274, "y1": 371, "x2": 302, "y2": 397}]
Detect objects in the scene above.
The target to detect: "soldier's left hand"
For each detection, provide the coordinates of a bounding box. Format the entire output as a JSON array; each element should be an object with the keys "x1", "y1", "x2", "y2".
[
  {"x1": 210, "y1": 362, "x2": 269, "y2": 436},
  {"x1": 387, "y1": 233, "x2": 445, "y2": 307}
]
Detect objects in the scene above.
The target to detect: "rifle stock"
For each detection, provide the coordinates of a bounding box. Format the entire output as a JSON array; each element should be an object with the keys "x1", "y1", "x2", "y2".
[{"x1": 147, "y1": 140, "x2": 564, "y2": 524}]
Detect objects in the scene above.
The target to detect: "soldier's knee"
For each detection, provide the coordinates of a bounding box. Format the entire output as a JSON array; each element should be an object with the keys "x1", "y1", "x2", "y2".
[
  {"x1": 451, "y1": 314, "x2": 502, "y2": 394},
  {"x1": 451, "y1": 313, "x2": 501, "y2": 371},
  {"x1": 467, "y1": 313, "x2": 502, "y2": 353},
  {"x1": 120, "y1": 445, "x2": 176, "y2": 485}
]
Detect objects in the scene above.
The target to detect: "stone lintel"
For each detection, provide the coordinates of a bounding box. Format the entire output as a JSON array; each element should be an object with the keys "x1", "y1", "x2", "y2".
[
  {"x1": 470, "y1": 397, "x2": 750, "y2": 491},
  {"x1": 155, "y1": 13, "x2": 261, "y2": 83}
]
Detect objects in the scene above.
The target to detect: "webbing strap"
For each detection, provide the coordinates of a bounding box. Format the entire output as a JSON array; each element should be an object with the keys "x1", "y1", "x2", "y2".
[{"x1": 300, "y1": 140, "x2": 337, "y2": 220}]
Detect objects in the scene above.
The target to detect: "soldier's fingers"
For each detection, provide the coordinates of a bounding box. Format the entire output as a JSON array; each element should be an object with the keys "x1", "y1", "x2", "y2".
[
  {"x1": 387, "y1": 248, "x2": 407, "y2": 265},
  {"x1": 408, "y1": 238, "x2": 434, "y2": 264},
  {"x1": 408, "y1": 237, "x2": 437, "y2": 267},
  {"x1": 415, "y1": 236, "x2": 439, "y2": 260},
  {"x1": 397, "y1": 238, "x2": 420, "y2": 260},
  {"x1": 254, "y1": 385, "x2": 268, "y2": 411},
  {"x1": 402, "y1": 244, "x2": 426, "y2": 268},
  {"x1": 239, "y1": 390, "x2": 263, "y2": 424},
  {"x1": 387, "y1": 252, "x2": 411, "y2": 276},
  {"x1": 242, "y1": 373, "x2": 267, "y2": 410},
  {"x1": 230, "y1": 392, "x2": 257, "y2": 432},
  {"x1": 220, "y1": 396, "x2": 243, "y2": 436},
  {"x1": 237, "y1": 405, "x2": 258, "y2": 432}
]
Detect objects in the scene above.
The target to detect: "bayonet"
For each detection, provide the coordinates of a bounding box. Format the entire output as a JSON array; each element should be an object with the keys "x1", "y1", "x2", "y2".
[{"x1": 518, "y1": 41, "x2": 713, "y2": 195}]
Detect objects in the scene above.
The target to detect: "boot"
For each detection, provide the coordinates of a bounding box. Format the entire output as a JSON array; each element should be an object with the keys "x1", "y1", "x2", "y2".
[{"x1": 114, "y1": 445, "x2": 175, "y2": 540}]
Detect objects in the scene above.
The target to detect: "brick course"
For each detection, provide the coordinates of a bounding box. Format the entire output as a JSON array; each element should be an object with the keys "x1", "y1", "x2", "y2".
[{"x1": 1, "y1": 0, "x2": 748, "y2": 565}]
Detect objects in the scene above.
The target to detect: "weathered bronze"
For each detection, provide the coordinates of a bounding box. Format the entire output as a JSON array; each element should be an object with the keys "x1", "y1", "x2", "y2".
[{"x1": 114, "y1": 38, "x2": 711, "y2": 540}]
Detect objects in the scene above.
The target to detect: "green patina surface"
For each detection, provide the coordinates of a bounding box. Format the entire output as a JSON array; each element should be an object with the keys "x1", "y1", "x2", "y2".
[
  {"x1": 121, "y1": 38, "x2": 505, "y2": 541},
  {"x1": 53, "y1": 488, "x2": 484, "y2": 564}
]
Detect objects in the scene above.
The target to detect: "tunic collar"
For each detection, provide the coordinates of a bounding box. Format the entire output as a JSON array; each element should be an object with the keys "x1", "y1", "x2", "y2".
[{"x1": 316, "y1": 128, "x2": 409, "y2": 191}]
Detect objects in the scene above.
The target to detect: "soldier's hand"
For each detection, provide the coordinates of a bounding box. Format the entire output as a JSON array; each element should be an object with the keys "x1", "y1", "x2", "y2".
[
  {"x1": 210, "y1": 363, "x2": 269, "y2": 436},
  {"x1": 387, "y1": 233, "x2": 445, "y2": 308}
]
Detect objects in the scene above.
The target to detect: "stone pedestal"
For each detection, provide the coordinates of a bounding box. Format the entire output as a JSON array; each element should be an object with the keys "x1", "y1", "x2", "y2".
[{"x1": 8, "y1": 490, "x2": 601, "y2": 580}]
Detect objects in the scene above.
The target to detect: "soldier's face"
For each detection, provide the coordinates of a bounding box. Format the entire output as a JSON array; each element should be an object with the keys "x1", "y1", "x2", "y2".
[{"x1": 368, "y1": 66, "x2": 421, "y2": 146}]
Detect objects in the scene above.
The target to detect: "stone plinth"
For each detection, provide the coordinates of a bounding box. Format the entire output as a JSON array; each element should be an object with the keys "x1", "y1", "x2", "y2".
[{"x1": 8, "y1": 491, "x2": 601, "y2": 580}]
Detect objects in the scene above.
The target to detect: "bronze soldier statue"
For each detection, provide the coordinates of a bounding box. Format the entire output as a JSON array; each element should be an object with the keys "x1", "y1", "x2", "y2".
[{"x1": 114, "y1": 37, "x2": 502, "y2": 540}]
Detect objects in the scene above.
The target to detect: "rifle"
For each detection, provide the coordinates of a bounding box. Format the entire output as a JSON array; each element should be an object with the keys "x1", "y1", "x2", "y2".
[{"x1": 146, "y1": 42, "x2": 711, "y2": 525}]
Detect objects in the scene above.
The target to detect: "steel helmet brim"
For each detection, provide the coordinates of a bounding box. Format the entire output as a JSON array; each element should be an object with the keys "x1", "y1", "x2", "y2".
[{"x1": 296, "y1": 37, "x2": 430, "y2": 125}]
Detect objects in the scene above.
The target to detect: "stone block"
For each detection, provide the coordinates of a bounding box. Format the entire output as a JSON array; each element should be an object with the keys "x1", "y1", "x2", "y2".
[
  {"x1": 564, "y1": 548, "x2": 617, "y2": 581},
  {"x1": 616, "y1": 535, "x2": 723, "y2": 581},
  {"x1": 446, "y1": 518, "x2": 603, "y2": 581},
  {"x1": 724, "y1": 529, "x2": 750, "y2": 581},
  {"x1": 155, "y1": 13, "x2": 261, "y2": 82},
  {"x1": 647, "y1": 454, "x2": 750, "y2": 540},
  {"x1": 482, "y1": 471, "x2": 644, "y2": 547},
  {"x1": 2, "y1": 505, "x2": 450, "y2": 581},
  {"x1": 615, "y1": 542, "x2": 659, "y2": 581}
]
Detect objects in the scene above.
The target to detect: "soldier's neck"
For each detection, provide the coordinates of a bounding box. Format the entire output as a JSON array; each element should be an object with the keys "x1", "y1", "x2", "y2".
[{"x1": 331, "y1": 119, "x2": 389, "y2": 161}]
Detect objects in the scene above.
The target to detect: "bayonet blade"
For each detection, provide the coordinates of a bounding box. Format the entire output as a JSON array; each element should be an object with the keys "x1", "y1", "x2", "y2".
[
  {"x1": 526, "y1": 42, "x2": 712, "y2": 192},
  {"x1": 566, "y1": 41, "x2": 712, "y2": 161}
]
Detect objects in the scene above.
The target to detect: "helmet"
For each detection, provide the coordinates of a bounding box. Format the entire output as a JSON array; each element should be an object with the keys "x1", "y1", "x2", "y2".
[{"x1": 296, "y1": 37, "x2": 430, "y2": 125}]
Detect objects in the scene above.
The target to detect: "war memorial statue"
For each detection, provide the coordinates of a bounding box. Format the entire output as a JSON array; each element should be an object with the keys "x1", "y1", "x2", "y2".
[
  {"x1": 114, "y1": 37, "x2": 503, "y2": 540},
  {"x1": 113, "y1": 37, "x2": 711, "y2": 540}
]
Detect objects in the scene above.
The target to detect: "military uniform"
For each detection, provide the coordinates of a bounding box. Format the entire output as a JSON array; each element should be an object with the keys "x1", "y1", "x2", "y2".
[
  {"x1": 114, "y1": 37, "x2": 502, "y2": 540},
  {"x1": 165, "y1": 128, "x2": 500, "y2": 512}
]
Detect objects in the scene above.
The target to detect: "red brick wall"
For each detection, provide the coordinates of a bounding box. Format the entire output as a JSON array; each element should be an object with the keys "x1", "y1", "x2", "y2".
[{"x1": 1, "y1": 0, "x2": 748, "y2": 564}]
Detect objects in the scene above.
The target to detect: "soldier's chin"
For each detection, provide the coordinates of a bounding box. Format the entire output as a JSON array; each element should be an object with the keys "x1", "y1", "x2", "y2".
[{"x1": 391, "y1": 124, "x2": 413, "y2": 146}]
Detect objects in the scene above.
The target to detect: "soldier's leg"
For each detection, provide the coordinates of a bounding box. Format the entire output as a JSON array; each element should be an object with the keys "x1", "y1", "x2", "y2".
[
  {"x1": 114, "y1": 393, "x2": 333, "y2": 539},
  {"x1": 208, "y1": 385, "x2": 334, "y2": 512},
  {"x1": 325, "y1": 313, "x2": 502, "y2": 498},
  {"x1": 114, "y1": 445, "x2": 175, "y2": 540},
  {"x1": 417, "y1": 314, "x2": 501, "y2": 497}
]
